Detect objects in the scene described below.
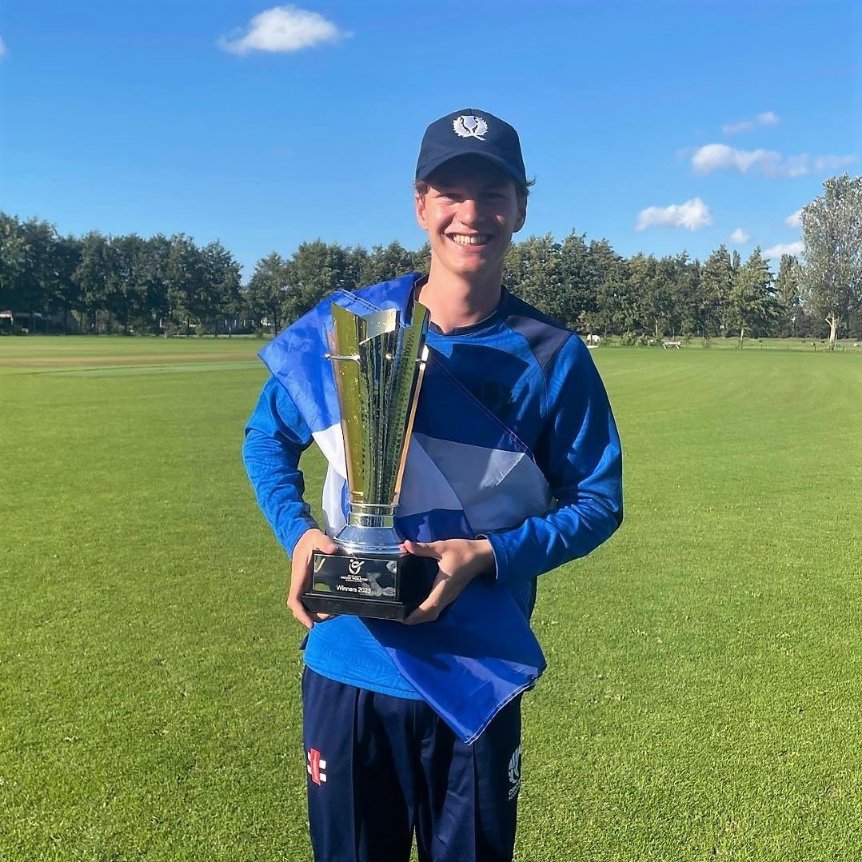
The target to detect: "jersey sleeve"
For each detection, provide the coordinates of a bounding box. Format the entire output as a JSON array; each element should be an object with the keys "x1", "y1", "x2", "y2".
[
  {"x1": 487, "y1": 336, "x2": 623, "y2": 585},
  {"x1": 242, "y1": 376, "x2": 319, "y2": 558}
]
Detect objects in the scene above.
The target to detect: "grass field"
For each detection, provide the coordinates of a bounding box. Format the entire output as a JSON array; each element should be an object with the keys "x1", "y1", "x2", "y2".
[{"x1": 2, "y1": 336, "x2": 861, "y2": 861}]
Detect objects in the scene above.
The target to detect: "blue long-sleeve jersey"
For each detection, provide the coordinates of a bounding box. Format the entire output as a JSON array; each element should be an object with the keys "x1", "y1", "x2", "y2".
[{"x1": 243, "y1": 273, "x2": 623, "y2": 742}]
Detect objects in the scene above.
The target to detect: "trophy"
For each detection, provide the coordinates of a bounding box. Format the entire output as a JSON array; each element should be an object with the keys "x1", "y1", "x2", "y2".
[{"x1": 302, "y1": 301, "x2": 435, "y2": 620}]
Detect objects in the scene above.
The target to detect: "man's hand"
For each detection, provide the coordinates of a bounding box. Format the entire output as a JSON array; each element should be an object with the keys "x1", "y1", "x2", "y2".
[
  {"x1": 402, "y1": 538, "x2": 495, "y2": 625},
  {"x1": 288, "y1": 528, "x2": 339, "y2": 629}
]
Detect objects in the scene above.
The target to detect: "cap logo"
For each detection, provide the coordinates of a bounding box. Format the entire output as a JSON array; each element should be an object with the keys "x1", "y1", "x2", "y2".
[{"x1": 453, "y1": 115, "x2": 488, "y2": 141}]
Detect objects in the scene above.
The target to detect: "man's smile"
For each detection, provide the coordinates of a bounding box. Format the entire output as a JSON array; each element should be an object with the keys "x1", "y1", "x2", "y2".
[{"x1": 447, "y1": 233, "x2": 492, "y2": 246}]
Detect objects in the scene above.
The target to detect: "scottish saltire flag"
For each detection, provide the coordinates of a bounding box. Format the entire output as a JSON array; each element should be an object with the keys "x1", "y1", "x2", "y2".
[{"x1": 260, "y1": 274, "x2": 549, "y2": 743}]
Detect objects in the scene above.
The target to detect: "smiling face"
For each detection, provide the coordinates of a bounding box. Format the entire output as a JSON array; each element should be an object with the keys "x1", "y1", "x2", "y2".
[{"x1": 415, "y1": 155, "x2": 526, "y2": 290}]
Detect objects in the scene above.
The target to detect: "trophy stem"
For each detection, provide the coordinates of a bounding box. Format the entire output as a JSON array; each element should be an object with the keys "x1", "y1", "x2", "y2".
[
  {"x1": 334, "y1": 508, "x2": 403, "y2": 556},
  {"x1": 348, "y1": 503, "x2": 396, "y2": 529}
]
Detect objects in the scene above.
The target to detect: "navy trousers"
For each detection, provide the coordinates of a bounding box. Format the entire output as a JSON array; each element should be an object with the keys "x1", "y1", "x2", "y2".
[{"x1": 301, "y1": 669, "x2": 523, "y2": 862}]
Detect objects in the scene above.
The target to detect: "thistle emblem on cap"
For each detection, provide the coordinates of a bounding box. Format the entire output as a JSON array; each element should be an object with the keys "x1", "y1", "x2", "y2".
[{"x1": 453, "y1": 115, "x2": 488, "y2": 140}]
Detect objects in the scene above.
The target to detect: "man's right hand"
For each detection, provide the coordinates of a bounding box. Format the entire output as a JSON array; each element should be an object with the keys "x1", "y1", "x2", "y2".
[{"x1": 287, "y1": 528, "x2": 340, "y2": 629}]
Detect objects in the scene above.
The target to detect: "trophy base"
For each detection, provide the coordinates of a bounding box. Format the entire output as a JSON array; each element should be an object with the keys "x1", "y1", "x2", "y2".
[{"x1": 303, "y1": 552, "x2": 436, "y2": 621}]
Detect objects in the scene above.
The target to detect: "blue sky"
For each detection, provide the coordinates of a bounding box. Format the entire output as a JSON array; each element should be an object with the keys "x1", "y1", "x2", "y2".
[{"x1": 1, "y1": 1, "x2": 858, "y2": 278}]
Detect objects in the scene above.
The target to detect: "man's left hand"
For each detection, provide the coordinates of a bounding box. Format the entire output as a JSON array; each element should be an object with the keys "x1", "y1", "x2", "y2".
[{"x1": 402, "y1": 538, "x2": 494, "y2": 625}]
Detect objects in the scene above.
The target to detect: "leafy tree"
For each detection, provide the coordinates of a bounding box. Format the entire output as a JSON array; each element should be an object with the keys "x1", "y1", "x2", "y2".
[
  {"x1": 651, "y1": 254, "x2": 698, "y2": 338},
  {"x1": 0, "y1": 214, "x2": 28, "y2": 317},
  {"x1": 557, "y1": 231, "x2": 594, "y2": 331},
  {"x1": 165, "y1": 234, "x2": 208, "y2": 334},
  {"x1": 141, "y1": 235, "x2": 173, "y2": 334},
  {"x1": 247, "y1": 252, "x2": 291, "y2": 334},
  {"x1": 411, "y1": 242, "x2": 432, "y2": 275},
  {"x1": 75, "y1": 231, "x2": 119, "y2": 333},
  {"x1": 288, "y1": 240, "x2": 353, "y2": 323},
  {"x1": 628, "y1": 253, "x2": 672, "y2": 339},
  {"x1": 801, "y1": 173, "x2": 862, "y2": 349},
  {"x1": 199, "y1": 241, "x2": 242, "y2": 335},
  {"x1": 14, "y1": 218, "x2": 63, "y2": 331},
  {"x1": 583, "y1": 238, "x2": 626, "y2": 335},
  {"x1": 700, "y1": 245, "x2": 734, "y2": 340},
  {"x1": 359, "y1": 241, "x2": 415, "y2": 287},
  {"x1": 48, "y1": 235, "x2": 84, "y2": 331},
  {"x1": 774, "y1": 254, "x2": 803, "y2": 338},
  {"x1": 343, "y1": 246, "x2": 369, "y2": 290},
  {"x1": 505, "y1": 234, "x2": 568, "y2": 324},
  {"x1": 729, "y1": 247, "x2": 777, "y2": 346},
  {"x1": 666, "y1": 253, "x2": 701, "y2": 337},
  {"x1": 108, "y1": 234, "x2": 150, "y2": 333}
]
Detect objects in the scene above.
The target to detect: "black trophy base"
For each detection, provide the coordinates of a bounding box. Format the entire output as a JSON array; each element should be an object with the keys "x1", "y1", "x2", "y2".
[{"x1": 303, "y1": 551, "x2": 436, "y2": 620}]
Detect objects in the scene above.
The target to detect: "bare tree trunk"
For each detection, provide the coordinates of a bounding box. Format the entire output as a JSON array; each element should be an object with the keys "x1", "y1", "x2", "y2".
[
  {"x1": 826, "y1": 314, "x2": 839, "y2": 351},
  {"x1": 737, "y1": 325, "x2": 745, "y2": 349}
]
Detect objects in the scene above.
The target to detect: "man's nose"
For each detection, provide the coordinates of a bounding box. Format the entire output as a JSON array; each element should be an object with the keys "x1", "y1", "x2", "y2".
[{"x1": 457, "y1": 198, "x2": 481, "y2": 224}]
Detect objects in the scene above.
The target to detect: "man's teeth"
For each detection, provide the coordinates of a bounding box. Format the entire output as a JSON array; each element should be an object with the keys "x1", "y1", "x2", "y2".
[{"x1": 450, "y1": 235, "x2": 489, "y2": 245}]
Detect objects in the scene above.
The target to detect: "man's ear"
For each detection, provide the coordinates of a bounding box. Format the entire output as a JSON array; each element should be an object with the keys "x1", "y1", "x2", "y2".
[
  {"x1": 415, "y1": 192, "x2": 428, "y2": 231},
  {"x1": 514, "y1": 200, "x2": 527, "y2": 234}
]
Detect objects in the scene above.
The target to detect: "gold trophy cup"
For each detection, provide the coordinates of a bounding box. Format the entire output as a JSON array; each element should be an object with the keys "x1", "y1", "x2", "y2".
[{"x1": 302, "y1": 302, "x2": 434, "y2": 620}]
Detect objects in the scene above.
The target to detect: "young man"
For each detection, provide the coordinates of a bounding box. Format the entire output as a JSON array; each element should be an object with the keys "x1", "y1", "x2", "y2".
[{"x1": 243, "y1": 108, "x2": 623, "y2": 862}]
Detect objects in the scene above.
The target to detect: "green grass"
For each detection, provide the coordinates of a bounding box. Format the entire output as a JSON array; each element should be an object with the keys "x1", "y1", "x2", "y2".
[
  {"x1": 2, "y1": 338, "x2": 860, "y2": 861},
  {"x1": 598, "y1": 335, "x2": 862, "y2": 353}
]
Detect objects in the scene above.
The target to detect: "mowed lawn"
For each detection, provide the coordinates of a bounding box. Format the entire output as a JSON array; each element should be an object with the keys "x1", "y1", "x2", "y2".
[{"x1": 1, "y1": 336, "x2": 860, "y2": 861}]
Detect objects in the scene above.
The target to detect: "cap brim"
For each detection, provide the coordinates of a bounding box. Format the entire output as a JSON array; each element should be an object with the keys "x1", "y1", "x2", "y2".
[{"x1": 416, "y1": 151, "x2": 525, "y2": 186}]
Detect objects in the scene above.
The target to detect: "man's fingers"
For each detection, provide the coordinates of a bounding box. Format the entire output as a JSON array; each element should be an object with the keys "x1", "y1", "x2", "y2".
[
  {"x1": 286, "y1": 594, "x2": 337, "y2": 628},
  {"x1": 402, "y1": 539, "x2": 440, "y2": 560},
  {"x1": 403, "y1": 580, "x2": 446, "y2": 625},
  {"x1": 404, "y1": 604, "x2": 439, "y2": 625},
  {"x1": 305, "y1": 540, "x2": 339, "y2": 559},
  {"x1": 287, "y1": 528, "x2": 342, "y2": 629},
  {"x1": 295, "y1": 527, "x2": 339, "y2": 561},
  {"x1": 287, "y1": 595, "x2": 315, "y2": 629}
]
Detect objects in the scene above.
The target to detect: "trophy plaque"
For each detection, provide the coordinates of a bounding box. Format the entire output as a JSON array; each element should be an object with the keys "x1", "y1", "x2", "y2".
[{"x1": 302, "y1": 301, "x2": 435, "y2": 620}]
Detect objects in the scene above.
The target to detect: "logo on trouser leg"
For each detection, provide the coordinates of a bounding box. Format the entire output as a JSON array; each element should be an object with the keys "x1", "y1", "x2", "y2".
[
  {"x1": 507, "y1": 745, "x2": 522, "y2": 801},
  {"x1": 307, "y1": 748, "x2": 327, "y2": 785}
]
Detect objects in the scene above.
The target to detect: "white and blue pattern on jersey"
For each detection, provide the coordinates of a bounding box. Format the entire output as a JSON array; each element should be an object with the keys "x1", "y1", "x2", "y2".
[{"x1": 244, "y1": 273, "x2": 623, "y2": 743}]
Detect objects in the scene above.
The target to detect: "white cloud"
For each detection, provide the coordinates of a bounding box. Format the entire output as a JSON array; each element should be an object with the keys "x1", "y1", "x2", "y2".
[
  {"x1": 692, "y1": 143, "x2": 855, "y2": 178},
  {"x1": 729, "y1": 228, "x2": 750, "y2": 244},
  {"x1": 764, "y1": 241, "x2": 804, "y2": 259},
  {"x1": 813, "y1": 155, "x2": 856, "y2": 172},
  {"x1": 693, "y1": 144, "x2": 782, "y2": 175},
  {"x1": 636, "y1": 198, "x2": 712, "y2": 232},
  {"x1": 722, "y1": 111, "x2": 779, "y2": 135},
  {"x1": 0, "y1": 36, "x2": 7, "y2": 59},
  {"x1": 218, "y1": 5, "x2": 348, "y2": 56},
  {"x1": 785, "y1": 208, "x2": 804, "y2": 228},
  {"x1": 722, "y1": 120, "x2": 753, "y2": 135}
]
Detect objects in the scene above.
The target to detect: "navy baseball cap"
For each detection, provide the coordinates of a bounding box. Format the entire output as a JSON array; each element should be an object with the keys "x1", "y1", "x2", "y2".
[{"x1": 415, "y1": 108, "x2": 527, "y2": 187}]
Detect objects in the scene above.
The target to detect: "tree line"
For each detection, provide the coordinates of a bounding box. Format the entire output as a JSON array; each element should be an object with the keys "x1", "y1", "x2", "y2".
[{"x1": 2, "y1": 174, "x2": 859, "y2": 345}]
